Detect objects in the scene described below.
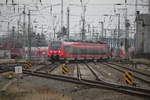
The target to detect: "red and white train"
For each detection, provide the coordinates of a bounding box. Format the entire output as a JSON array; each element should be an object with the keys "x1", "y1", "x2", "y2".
[{"x1": 47, "y1": 41, "x2": 111, "y2": 61}]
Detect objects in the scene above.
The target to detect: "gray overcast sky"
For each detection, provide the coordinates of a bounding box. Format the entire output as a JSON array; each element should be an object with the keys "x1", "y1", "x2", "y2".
[{"x1": 0, "y1": 0, "x2": 148, "y2": 39}]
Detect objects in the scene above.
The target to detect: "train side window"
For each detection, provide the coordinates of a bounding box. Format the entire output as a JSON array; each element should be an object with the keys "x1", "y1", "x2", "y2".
[
  {"x1": 81, "y1": 48, "x2": 87, "y2": 55},
  {"x1": 64, "y1": 45, "x2": 71, "y2": 53},
  {"x1": 78, "y1": 48, "x2": 81, "y2": 54},
  {"x1": 72, "y1": 47, "x2": 79, "y2": 55}
]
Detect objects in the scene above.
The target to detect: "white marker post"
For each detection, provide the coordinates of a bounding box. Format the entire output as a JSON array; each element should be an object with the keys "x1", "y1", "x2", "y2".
[
  {"x1": 15, "y1": 66, "x2": 23, "y2": 74},
  {"x1": 15, "y1": 66, "x2": 23, "y2": 93}
]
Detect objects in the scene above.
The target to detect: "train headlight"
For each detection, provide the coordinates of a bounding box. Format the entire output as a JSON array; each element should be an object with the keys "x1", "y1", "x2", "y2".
[
  {"x1": 49, "y1": 51, "x2": 52, "y2": 53},
  {"x1": 58, "y1": 50, "x2": 60, "y2": 53}
]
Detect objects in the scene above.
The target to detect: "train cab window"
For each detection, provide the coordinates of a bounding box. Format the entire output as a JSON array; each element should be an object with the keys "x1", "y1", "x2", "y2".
[{"x1": 50, "y1": 41, "x2": 62, "y2": 50}]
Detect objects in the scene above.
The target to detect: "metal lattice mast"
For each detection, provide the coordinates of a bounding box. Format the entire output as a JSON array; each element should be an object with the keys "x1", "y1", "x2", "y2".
[
  {"x1": 148, "y1": 0, "x2": 150, "y2": 14},
  {"x1": 61, "y1": 0, "x2": 63, "y2": 34},
  {"x1": 23, "y1": 5, "x2": 26, "y2": 48},
  {"x1": 117, "y1": 14, "x2": 120, "y2": 48},
  {"x1": 28, "y1": 10, "x2": 31, "y2": 61},
  {"x1": 124, "y1": 0, "x2": 129, "y2": 58},
  {"x1": 67, "y1": 7, "x2": 70, "y2": 40}
]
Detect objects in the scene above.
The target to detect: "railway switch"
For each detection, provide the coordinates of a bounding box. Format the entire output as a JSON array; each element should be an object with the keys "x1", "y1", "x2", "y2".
[
  {"x1": 61, "y1": 64, "x2": 69, "y2": 74},
  {"x1": 23, "y1": 61, "x2": 32, "y2": 69},
  {"x1": 124, "y1": 72, "x2": 134, "y2": 85}
]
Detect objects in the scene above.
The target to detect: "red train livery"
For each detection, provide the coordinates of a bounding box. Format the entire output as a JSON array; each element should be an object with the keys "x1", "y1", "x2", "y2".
[{"x1": 47, "y1": 41, "x2": 111, "y2": 61}]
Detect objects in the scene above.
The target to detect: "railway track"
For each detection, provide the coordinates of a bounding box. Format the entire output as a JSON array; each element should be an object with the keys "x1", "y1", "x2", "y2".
[
  {"x1": 99, "y1": 62, "x2": 150, "y2": 85},
  {"x1": 0, "y1": 65, "x2": 150, "y2": 97},
  {"x1": 22, "y1": 69, "x2": 150, "y2": 98},
  {"x1": 108, "y1": 62, "x2": 150, "y2": 77},
  {"x1": 47, "y1": 63, "x2": 60, "y2": 73},
  {"x1": 84, "y1": 63, "x2": 100, "y2": 80},
  {"x1": 1, "y1": 61, "x2": 150, "y2": 97},
  {"x1": 121, "y1": 61, "x2": 150, "y2": 67},
  {"x1": 0, "y1": 70, "x2": 10, "y2": 74},
  {"x1": 76, "y1": 63, "x2": 82, "y2": 80}
]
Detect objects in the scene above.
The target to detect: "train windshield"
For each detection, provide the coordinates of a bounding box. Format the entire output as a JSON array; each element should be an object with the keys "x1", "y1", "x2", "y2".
[{"x1": 50, "y1": 41, "x2": 62, "y2": 50}]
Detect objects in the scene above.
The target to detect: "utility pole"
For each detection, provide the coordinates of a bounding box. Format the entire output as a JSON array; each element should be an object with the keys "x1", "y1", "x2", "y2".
[
  {"x1": 92, "y1": 25, "x2": 95, "y2": 40},
  {"x1": 50, "y1": 4, "x2": 53, "y2": 40},
  {"x1": 53, "y1": 27, "x2": 56, "y2": 40},
  {"x1": 117, "y1": 14, "x2": 120, "y2": 48},
  {"x1": 17, "y1": 20, "x2": 19, "y2": 40},
  {"x1": 104, "y1": 29, "x2": 106, "y2": 42},
  {"x1": 50, "y1": 3, "x2": 56, "y2": 40},
  {"x1": 53, "y1": 16, "x2": 56, "y2": 40},
  {"x1": 7, "y1": 22, "x2": 10, "y2": 35},
  {"x1": 81, "y1": 5, "x2": 86, "y2": 40},
  {"x1": 124, "y1": 0, "x2": 129, "y2": 58},
  {"x1": 67, "y1": 7, "x2": 70, "y2": 40},
  {"x1": 135, "y1": 0, "x2": 138, "y2": 15},
  {"x1": 114, "y1": 29, "x2": 116, "y2": 48},
  {"x1": 12, "y1": 26, "x2": 15, "y2": 48},
  {"x1": 110, "y1": 30, "x2": 113, "y2": 49},
  {"x1": 17, "y1": 15, "x2": 21, "y2": 40},
  {"x1": 41, "y1": 25, "x2": 43, "y2": 34},
  {"x1": 148, "y1": 0, "x2": 150, "y2": 14},
  {"x1": 87, "y1": 24, "x2": 91, "y2": 40},
  {"x1": 80, "y1": 0, "x2": 86, "y2": 40},
  {"x1": 99, "y1": 21, "x2": 104, "y2": 42},
  {"x1": 23, "y1": 5, "x2": 26, "y2": 48},
  {"x1": 28, "y1": 10, "x2": 31, "y2": 61},
  {"x1": 87, "y1": 24, "x2": 90, "y2": 33},
  {"x1": 61, "y1": 0, "x2": 63, "y2": 34}
]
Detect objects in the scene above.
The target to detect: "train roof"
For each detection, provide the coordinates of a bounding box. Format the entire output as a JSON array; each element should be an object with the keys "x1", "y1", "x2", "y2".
[
  {"x1": 64, "y1": 40, "x2": 106, "y2": 44},
  {"x1": 49, "y1": 40, "x2": 108, "y2": 45}
]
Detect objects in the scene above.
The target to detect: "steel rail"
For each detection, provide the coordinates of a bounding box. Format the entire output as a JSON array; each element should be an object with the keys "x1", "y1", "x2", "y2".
[
  {"x1": 84, "y1": 63, "x2": 100, "y2": 80},
  {"x1": 33, "y1": 65, "x2": 48, "y2": 72},
  {"x1": 36, "y1": 63, "x2": 58, "y2": 72},
  {"x1": 108, "y1": 62, "x2": 150, "y2": 77},
  {"x1": 48, "y1": 63, "x2": 60, "y2": 73},
  {"x1": 36, "y1": 64, "x2": 50, "y2": 71},
  {"x1": 121, "y1": 61, "x2": 150, "y2": 66},
  {"x1": 0, "y1": 68, "x2": 150, "y2": 97},
  {"x1": 101, "y1": 63, "x2": 150, "y2": 85},
  {"x1": 84, "y1": 63, "x2": 150, "y2": 93},
  {"x1": 0, "y1": 70, "x2": 10, "y2": 73},
  {"x1": 22, "y1": 70, "x2": 150, "y2": 98},
  {"x1": 76, "y1": 63, "x2": 82, "y2": 80},
  {"x1": 0, "y1": 62, "x2": 26, "y2": 65}
]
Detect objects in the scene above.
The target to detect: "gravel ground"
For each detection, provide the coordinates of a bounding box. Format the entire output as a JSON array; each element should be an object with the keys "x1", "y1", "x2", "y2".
[
  {"x1": 0, "y1": 59, "x2": 26, "y2": 64},
  {"x1": 131, "y1": 59, "x2": 150, "y2": 64},
  {"x1": 119, "y1": 62, "x2": 150, "y2": 72},
  {"x1": 78, "y1": 63, "x2": 96, "y2": 80},
  {"x1": 51, "y1": 64, "x2": 64, "y2": 75},
  {"x1": 19, "y1": 76, "x2": 150, "y2": 100},
  {"x1": 92, "y1": 62, "x2": 124, "y2": 85},
  {"x1": 0, "y1": 60, "x2": 150, "y2": 100},
  {"x1": 107, "y1": 62, "x2": 150, "y2": 88},
  {"x1": 0, "y1": 72, "x2": 149, "y2": 100}
]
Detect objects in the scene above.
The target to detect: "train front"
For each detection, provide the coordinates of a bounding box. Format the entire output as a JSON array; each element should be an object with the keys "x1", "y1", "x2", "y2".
[{"x1": 48, "y1": 41, "x2": 64, "y2": 61}]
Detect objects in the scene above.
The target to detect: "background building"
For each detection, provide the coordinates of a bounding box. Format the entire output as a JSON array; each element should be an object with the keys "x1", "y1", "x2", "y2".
[{"x1": 135, "y1": 14, "x2": 150, "y2": 56}]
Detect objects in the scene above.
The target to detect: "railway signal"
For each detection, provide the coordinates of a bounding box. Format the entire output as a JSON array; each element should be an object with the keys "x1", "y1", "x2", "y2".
[{"x1": 124, "y1": 72, "x2": 135, "y2": 85}]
